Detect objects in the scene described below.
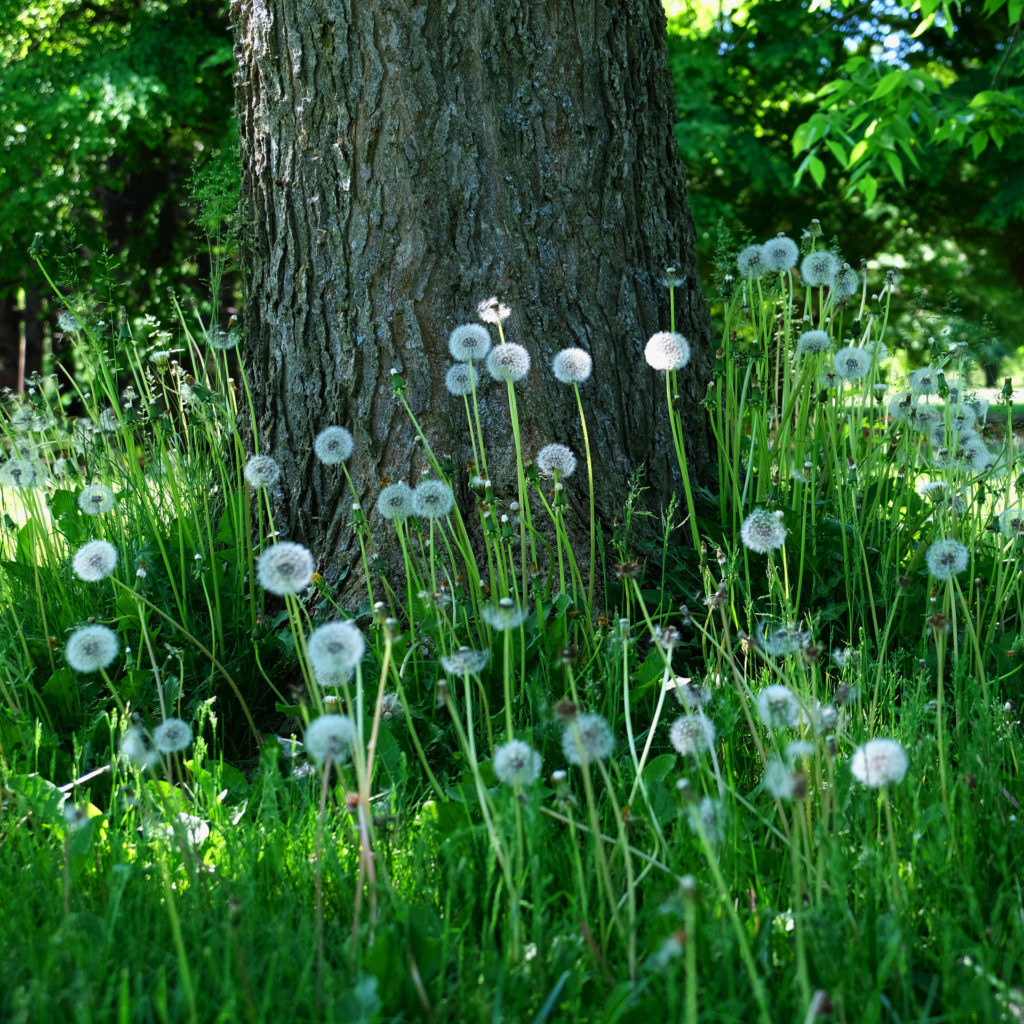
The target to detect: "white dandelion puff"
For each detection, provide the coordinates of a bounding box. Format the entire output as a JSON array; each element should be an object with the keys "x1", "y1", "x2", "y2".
[
  {"x1": 304, "y1": 714, "x2": 357, "y2": 765},
  {"x1": 0, "y1": 458, "x2": 39, "y2": 489},
  {"x1": 801, "y1": 250, "x2": 841, "y2": 287},
  {"x1": 493, "y1": 739, "x2": 542, "y2": 787},
  {"x1": 478, "y1": 297, "x2": 512, "y2": 324},
  {"x1": 256, "y1": 541, "x2": 315, "y2": 595},
  {"x1": 153, "y1": 718, "x2": 194, "y2": 754},
  {"x1": 763, "y1": 235, "x2": 799, "y2": 272},
  {"x1": 485, "y1": 343, "x2": 531, "y2": 382},
  {"x1": 72, "y1": 540, "x2": 118, "y2": 582},
  {"x1": 763, "y1": 757, "x2": 796, "y2": 799},
  {"x1": 440, "y1": 647, "x2": 491, "y2": 675},
  {"x1": 756, "y1": 684, "x2": 801, "y2": 729},
  {"x1": 644, "y1": 332, "x2": 691, "y2": 371},
  {"x1": 796, "y1": 330, "x2": 832, "y2": 355},
  {"x1": 669, "y1": 713, "x2": 716, "y2": 757},
  {"x1": 552, "y1": 348, "x2": 593, "y2": 384},
  {"x1": 445, "y1": 363, "x2": 477, "y2": 396},
  {"x1": 925, "y1": 539, "x2": 969, "y2": 580},
  {"x1": 412, "y1": 479, "x2": 454, "y2": 519},
  {"x1": 536, "y1": 443, "x2": 577, "y2": 479},
  {"x1": 562, "y1": 712, "x2": 614, "y2": 766},
  {"x1": 740, "y1": 508, "x2": 787, "y2": 553},
  {"x1": 244, "y1": 454, "x2": 282, "y2": 489},
  {"x1": 448, "y1": 323, "x2": 492, "y2": 361},
  {"x1": 308, "y1": 621, "x2": 366, "y2": 684},
  {"x1": 833, "y1": 347, "x2": 872, "y2": 381},
  {"x1": 377, "y1": 482, "x2": 415, "y2": 521},
  {"x1": 850, "y1": 738, "x2": 908, "y2": 788},
  {"x1": 66, "y1": 625, "x2": 119, "y2": 673},
  {"x1": 909, "y1": 367, "x2": 940, "y2": 396},
  {"x1": 314, "y1": 427, "x2": 354, "y2": 465},
  {"x1": 736, "y1": 244, "x2": 768, "y2": 280},
  {"x1": 998, "y1": 508, "x2": 1024, "y2": 536},
  {"x1": 482, "y1": 598, "x2": 529, "y2": 631}
]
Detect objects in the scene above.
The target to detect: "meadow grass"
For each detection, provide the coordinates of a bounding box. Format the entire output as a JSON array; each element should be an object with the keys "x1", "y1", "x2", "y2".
[{"x1": 1, "y1": 227, "x2": 1023, "y2": 1023}]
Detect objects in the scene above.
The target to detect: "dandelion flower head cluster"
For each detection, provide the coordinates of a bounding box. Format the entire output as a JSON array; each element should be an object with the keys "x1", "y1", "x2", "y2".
[
  {"x1": 72, "y1": 540, "x2": 118, "y2": 582},
  {"x1": 244, "y1": 454, "x2": 282, "y2": 489},
  {"x1": 154, "y1": 718, "x2": 194, "y2": 754},
  {"x1": 669, "y1": 713, "x2": 716, "y2": 757},
  {"x1": 736, "y1": 244, "x2": 767, "y2": 280},
  {"x1": 536, "y1": 443, "x2": 577, "y2": 479},
  {"x1": 256, "y1": 541, "x2": 315, "y2": 595},
  {"x1": 412, "y1": 479, "x2": 454, "y2": 519},
  {"x1": 445, "y1": 363, "x2": 476, "y2": 396},
  {"x1": 78, "y1": 484, "x2": 116, "y2": 515},
  {"x1": 762, "y1": 235, "x2": 799, "y2": 272},
  {"x1": 66, "y1": 624, "x2": 119, "y2": 673},
  {"x1": 562, "y1": 712, "x2": 614, "y2": 766},
  {"x1": 308, "y1": 620, "x2": 366, "y2": 684},
  {"x1": 756, "y1": 684, "x2": 801, "y2": 729},
  {"x1": 833, "y1": 346, "x2": 872, "y2": 381},
  {"x1": 801, "y1": 250, "x2": 841, "y2": 287},
  {"x1": 850, "y1": 738, "x2": 908, "y2": 788},
  {"x1": 493, "y1": 739, "x2": 542, "y2": 787},
  {"x1": 304, "y1": 714, "x2": 357, "y2": 765},
  {"x1": 796, "y1": 330, "x2": 831, "y2": 355},
  {"x1": 552, "y1": 348, "x2": 592, "y2": 384},
  {"x1": 449, "y1": 323, "x2": 492, "y2": 361},
  {"x1": 314, "y1": 426, "x2": 354, "y2": 465},
  {"x1": 486, "y1": 343, "x2": 530, "y2": 382},
  {"x1": 740, "y1": 508, "x2": 787, "y2": 553},
  {"x1": 644, "y1": 331, "x2": 691, "y2": 371},
  {"x1": 925, "y1": 538, "x2": 969, "y2": 579},
  {"x1": 482, "y1": 598, "x2": 529, "y2": 631}
]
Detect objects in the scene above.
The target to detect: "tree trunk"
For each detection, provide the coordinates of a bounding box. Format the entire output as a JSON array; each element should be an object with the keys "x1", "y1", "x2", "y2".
[{"x1": 230, "y1": 0, "x2": 711, "y2": 599}]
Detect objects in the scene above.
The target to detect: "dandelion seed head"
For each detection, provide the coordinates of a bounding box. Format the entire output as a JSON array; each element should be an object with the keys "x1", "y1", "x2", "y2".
[
  {"x1": 925, "y1": 539, "x2": 968, "y2": 579},
  {"x1": 120, "y1": 726, "x2": 159, "y2": 769},
  {"x1": 644, "y1": 331, "x2": 691, "y2": 372},
  {"x1": 688, "y1": 795, "x2": 726, "y2": 844},
  {"x1": 482, "y1": 599, "x2": 529, "y2": 631},
  {"x1": 763, "y1": 235, "x2": 799, "y2": 272},
  {"x1": 850, "y1": 737, "x2": 908, "y2": 787},
  {"x1": 756, "y1": 684, "x2": 801, "y2": 729},
  {"x1": 153, "y1": 718, "x2": 194, "y2": 754},
  {"x1": 758, "y1": 621, "x2": 812, "y2": 657},
  {"x1": 562, "y1": 712, "x2": 614, "y2": 766},
  {"x1": 304, "y1": 714, "x2": 357, "y2": 765},
  {"x1": 0, "y1": 458, "x2": 39, "y2": 489},
  {"x1": 478, "y1": 297, "x2": 511, "y2": 324},
  {"x1": 445, "y1": 363, "x2": 476, "y2": 396},
  {"x1": 308, "y1": 621, "x2": 366, "y2": 684},
  {"x1": 764, "y1": 758, "x2": 796, "y2": 799},
  {"x1": 377, "y1": 482, "x2": 414, "y2": 521},
  {"x1": 440, "y1": 647, "x2": 491, "y2": 675},
  {"x1": 999, "y1": 507, "x2": 1024, "y2": 536},
  {"x1": 244, "y1": 454, "x2": 282, "y2": 489},
  {"x1": 833, "y1": 347, "x2": 872, "y2": 381},
  {"x1": 796, "y1": 330, "x2": 831, "y2": 355},
  {"x1": 256, "y1": 541, "x2": 315, "y2": 595},
  {"x1": 831, "y1": 264, "x2": 860, "y2": 297},
  {"x1": 801, "y1": 250, "x2": 841, "y2": 287},
  {"x1": 72, "y1": 539, "x2": 118, "y2": 582},
  {"x1": 552, "y1": 348, "x2": 593, "y2": 384},
  {"x1": 66, "y1": 624, "x2": 119, "y2": 673},
  {"x1": 909, "y1": 367, "x2": 939, "y2": 396},
  {"x1": 736, "y1": 244, "x2": 768, "y2": 280},
  {"x1": 448, "y1": 323, "x2": 492, "y2": 361},
  {"x1": 669, "y1": 713, "x2": 716, "y2": 757},
  {"x1": 485, "y1": 343, "x2": 530, "y2": 382},
  {"x1": 740, "y1": 508, "x2": 787, "y2": 553},
  {"x1": 536, "y1": 443, "x2": 577, "y2": 479},
  {"x1": 412, "y1": 479, "x2": 454, "y2": 519},
  {"x1": 493, "y1": 739, "x2": 542, "y2": 787},
  {"x1": 314, "y1": 426, "x2": 354, "y2": 465}
]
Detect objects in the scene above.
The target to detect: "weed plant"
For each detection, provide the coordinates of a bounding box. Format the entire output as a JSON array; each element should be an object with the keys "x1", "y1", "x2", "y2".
[{"x1": 1, "y1": 222, "x2": 1023, "y2": 1023}]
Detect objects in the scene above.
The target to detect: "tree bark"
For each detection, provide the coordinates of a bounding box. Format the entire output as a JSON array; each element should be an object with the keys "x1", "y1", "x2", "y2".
[{"x1": 230, "y1": 0, "x2": 711, "y2": 598}]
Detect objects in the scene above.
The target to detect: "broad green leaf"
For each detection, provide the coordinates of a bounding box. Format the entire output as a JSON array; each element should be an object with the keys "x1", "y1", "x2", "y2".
[
  {"x1": 849, "y1": 139, "x2": 870, "y2": 166},
  {"x1": 970, "y1": 131, "x2": 990, "y2": 158},
  {"x1": 884, "y1": 151, "x2": 906, "y2": 188},
  {"x1": 859, "y1": 173, "x2": 878, "y2": 208},
  {"x1": 870, "y1": 73, "x2": 903, "y2": 100},
  {"x1": 825, "y1": 139, "x2": 849, "y2": 166},
  {"x1": 809, "y1": 154, "x2": 826, "y2": 188}
]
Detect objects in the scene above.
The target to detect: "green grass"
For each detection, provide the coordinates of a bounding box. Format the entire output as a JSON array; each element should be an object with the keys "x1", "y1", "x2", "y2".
[{"x1": 1, "y1": 230, "x2": 1023, "y2": 1023}]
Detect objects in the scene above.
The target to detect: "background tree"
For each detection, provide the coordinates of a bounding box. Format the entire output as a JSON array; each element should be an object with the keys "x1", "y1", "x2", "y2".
[
  {"x1": 0, "y1": 0, "x2": 236, "y2": 391},
  {"x1": 665, "y1": 0, "x2": 1024, "y2": 380},
  {"x1": 229, "y1": 0, "x2": 712, "y2": 597}
]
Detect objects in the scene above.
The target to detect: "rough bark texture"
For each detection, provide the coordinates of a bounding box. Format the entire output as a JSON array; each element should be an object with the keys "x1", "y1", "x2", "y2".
[{"x1": 230, "y1": 0, "x2": 711, "y2": 595}]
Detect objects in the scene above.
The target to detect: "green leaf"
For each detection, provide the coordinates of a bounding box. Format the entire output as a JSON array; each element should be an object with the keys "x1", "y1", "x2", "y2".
[
  {"x1": 858, "y1": 173, "x2": 878, "y2": 208},
  {"x1": 884, "y1": 151, "x2": 906, "y2": 188},
  {"x1": 970, "y1": 131, "x2": 989, "y2": 158},
  {"x1": 643, "y1": 753, "x2": 677, "y2": 783},
  {"x1": 849, "y1": 139, "x2": 870, "y2": 166},
  {"x1": 869, "y1": 73, "x2": 903, "y2": 100},
  {"x1": 824, "y1": 139, "x2": 849, "y2": 167},
  {"x1": 809, "y1": 154, "x2": 826, "y2": 188}
]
